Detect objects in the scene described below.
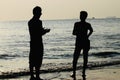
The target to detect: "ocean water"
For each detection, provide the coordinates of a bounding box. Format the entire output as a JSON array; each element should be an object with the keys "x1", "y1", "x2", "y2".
[{"x1": 0, "y1": 18, "x2": 120, "y2": 78}]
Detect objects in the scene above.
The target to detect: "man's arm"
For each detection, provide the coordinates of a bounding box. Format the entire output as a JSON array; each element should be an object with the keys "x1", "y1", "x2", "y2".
[
  {"x1": 87, "y1": 24, "x2": 93, "y2": 38},
  {"x1": 41, "y1": 28, "x2": 50, "y2": 35},
  {"x1": 40, "y1": 21, "x2": 50, "y2": 35}
]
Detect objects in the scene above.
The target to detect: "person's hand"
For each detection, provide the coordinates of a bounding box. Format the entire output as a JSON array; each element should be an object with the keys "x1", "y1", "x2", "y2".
[{"x1": 45, "y1": 28, "x2": 50, "y2": 33}]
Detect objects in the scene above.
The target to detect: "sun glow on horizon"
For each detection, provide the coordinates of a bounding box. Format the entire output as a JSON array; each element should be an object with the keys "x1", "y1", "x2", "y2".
[{"x1": 0, "y1": 0, "x2": 120, "y2": 21}]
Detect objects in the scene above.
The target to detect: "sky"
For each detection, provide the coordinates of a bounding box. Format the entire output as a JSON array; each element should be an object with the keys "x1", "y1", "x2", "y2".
[{"x1": 0, "y1": 0, "x2": 120, "y2": 21}]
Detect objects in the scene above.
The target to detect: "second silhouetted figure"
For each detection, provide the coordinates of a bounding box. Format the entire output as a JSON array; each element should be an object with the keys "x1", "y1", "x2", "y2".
[{"x1": 71, "y1": 11, "x2": 93, "y2": 80}]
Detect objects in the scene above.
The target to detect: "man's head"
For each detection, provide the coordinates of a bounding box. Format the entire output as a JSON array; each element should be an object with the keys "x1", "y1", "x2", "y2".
[
  {"x1": 80, "y1": 11, "x2": 88, "y2": 22},
  {"x1": 33, "y1": 6, "x2": 42, "y2": 18}
]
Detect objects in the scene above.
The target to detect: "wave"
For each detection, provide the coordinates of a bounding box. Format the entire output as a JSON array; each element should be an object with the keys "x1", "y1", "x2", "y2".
[
  {"x1": 44, "y1": 52, "x2": 120, "y2": 59},
  {"x1": 0, "y1": 54, "x2": 23, "y2": 60},
  {"x1": 91, "y1": 52, "x2": 120, "y2": 58},
  {"x1": 44, "y1": 54, "x2": 73, "y2": 59},
  {"x1": 0, "y1": 51, "x2": 119, "y2": 60},
  {"x1": 0, "y1": 60, "x2": 120, "y2": 79}
]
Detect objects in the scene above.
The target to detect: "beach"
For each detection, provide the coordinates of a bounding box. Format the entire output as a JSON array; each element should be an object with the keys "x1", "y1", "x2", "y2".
[
  {"x1": 2, "y1": 64, "x2": 120, "y2": 80},
  {"x1": 0, "y1": 19, "x2": 120, "y2": 80}
]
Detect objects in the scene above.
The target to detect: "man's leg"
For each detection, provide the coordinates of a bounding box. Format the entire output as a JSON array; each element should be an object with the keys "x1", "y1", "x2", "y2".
[
  {"x1": 82, "y1": 49, "x2": 89, "y2": 77},
  {"x1": 29, "y1": 64, "x2": 36, "y2": 80},
  {"x1": 29, "y1": 44, "x2": 36, "y2": 80},
  {"x1": 35, "y1": 66, "x2": 40, "y2": 79},
  {"x1": 35, "y1": 54, "x2": 43, "y2": 80},
  {"x1": 82, "y1": 39, "x2": 90, "y2": 76},
  {"x1": 72, "y1": 47, "x2": 81, "y2": 77}
]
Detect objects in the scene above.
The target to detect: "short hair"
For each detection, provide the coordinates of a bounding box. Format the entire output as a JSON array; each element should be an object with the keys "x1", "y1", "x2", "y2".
[
  {"x1": 80, "y1": 11, "x2": 88, "y2": 18},
  {"x1": 33, "y1": 6, "x2": 42, "y2": 15}
]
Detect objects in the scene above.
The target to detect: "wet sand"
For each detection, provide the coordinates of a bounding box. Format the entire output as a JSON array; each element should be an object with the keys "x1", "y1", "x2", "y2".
[{"x1": 2, "y1": 65, "x2": 120, "y2": 80}]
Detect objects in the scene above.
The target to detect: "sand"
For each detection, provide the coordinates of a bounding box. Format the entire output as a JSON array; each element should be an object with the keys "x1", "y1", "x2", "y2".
[{"x1": 2, "y1": 65, "x2": 120, "y2": 80}]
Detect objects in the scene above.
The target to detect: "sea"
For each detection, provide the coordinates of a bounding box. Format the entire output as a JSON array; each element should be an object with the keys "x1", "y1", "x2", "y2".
[{"x1": 0, "y1": 18, "x2": 120, "y2": 78}]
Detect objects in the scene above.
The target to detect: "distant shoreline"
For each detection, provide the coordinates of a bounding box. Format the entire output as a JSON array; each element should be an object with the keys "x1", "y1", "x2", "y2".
[{"x1": 0, "y1": 17, "x2": 120, "y2": 22}]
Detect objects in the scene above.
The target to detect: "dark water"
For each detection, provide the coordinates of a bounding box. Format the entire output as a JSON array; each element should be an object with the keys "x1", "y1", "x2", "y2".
[{"x1": 0, "y1": 18, "x2": 120, "y2": 78}]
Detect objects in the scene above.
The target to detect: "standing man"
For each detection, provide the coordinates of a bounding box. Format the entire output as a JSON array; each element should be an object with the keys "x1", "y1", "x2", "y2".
[
  {"x1": 28, "y1": 6, "x2": 50, "y2": 80},
  {"x1": 71, "y1": 11, "x2": 93, "y2": 80}
]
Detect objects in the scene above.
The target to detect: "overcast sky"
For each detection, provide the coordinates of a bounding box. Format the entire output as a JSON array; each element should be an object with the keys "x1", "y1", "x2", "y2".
[{"x1": 0, "y1": 0, "x2": 120, "y2": 21}]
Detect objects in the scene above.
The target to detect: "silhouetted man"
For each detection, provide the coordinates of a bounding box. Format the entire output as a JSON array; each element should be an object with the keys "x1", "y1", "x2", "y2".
[
  {"x1": 71, "y1": 11, "x2": 93, "y2": 80},
  {"x1": 28, "y1": 6, "x2": 50, "y2": 80}
]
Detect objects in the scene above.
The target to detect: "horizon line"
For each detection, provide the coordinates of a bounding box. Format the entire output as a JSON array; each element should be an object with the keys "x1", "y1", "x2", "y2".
[{"x1": 0, "y1": 17, "x2": 120, "y2": 22}]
